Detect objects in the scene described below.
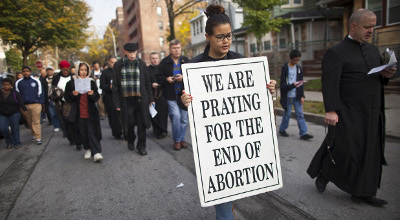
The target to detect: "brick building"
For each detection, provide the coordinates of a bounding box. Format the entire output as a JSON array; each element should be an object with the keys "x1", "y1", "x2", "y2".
[{"x1": 122, "y1": 0, "x2": 170, "y2": 64}]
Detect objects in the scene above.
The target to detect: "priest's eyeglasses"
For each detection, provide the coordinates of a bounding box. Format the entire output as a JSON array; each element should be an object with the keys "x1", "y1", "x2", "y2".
[{"x1": 213, "y1": 32, "x2": 234, "y2": 42}]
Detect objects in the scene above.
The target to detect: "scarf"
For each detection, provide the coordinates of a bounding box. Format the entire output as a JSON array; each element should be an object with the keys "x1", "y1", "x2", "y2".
[{"x1": 121, "y1": 57, "x2": 141, "y2": 97}]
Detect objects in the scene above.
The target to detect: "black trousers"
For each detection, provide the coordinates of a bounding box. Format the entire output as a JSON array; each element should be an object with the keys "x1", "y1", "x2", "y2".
[
  {"x1": 151, "y1": 95, "x2": 168, "y2": 136},
  {"x1": 57, "y1": 109, "x2": 80, "y2": 145},
  {"x1": 103, "y1": 94, "x2": 122, "y2": 137},
  {"x1": 125, "y1": 97, "x2": 146, "y2": 150},
  {"x1": 79, "y1": 118, "x2": 102, "y2": 155}
]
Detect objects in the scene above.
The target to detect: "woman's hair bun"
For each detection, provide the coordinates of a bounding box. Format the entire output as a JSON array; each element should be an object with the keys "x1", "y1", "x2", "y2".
[{"x1": 204, "y1": 4, "x2": 225, "y2": 18}]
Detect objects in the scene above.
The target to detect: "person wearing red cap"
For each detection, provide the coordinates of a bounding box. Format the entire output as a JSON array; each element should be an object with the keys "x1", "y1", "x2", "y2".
[{"x1": 51, "y1": 60, "x2": 82, "y2": 149}]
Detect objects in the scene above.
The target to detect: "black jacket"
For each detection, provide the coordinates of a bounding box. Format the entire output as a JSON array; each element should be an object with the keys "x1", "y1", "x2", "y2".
[
  {"x1": 279, "y1": 62, "x2": 305, "y2": 110},
  {"x1": 64, "y1": 79, "x2": 102, "y2": 140},
  {"x1": 0, "y1": 89, "x2": 27, "y2": 115},
  {"x1": 52, "y1": 72, "x2": 73, "y2": 87},
  {"x1": 112, "y1": 57, "x2": 154, "y2": 129},
  {"x1": 100, "y1": 67, "x2": 113, "y2": 96},
  {"x1": 177, "y1": 44, "x2": 244, "y2": 110},
  {"x1": 156, "y1": 55, "x2": 190, "y2": 101}
]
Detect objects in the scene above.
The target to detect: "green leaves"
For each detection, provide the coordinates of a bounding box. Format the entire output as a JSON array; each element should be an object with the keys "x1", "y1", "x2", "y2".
[
  {"x1": 0, "y1": 0, "x2": 91, "y2": 65},
  {"x1": 232, "y1": 0, "x2": 290, "y2": 43}
]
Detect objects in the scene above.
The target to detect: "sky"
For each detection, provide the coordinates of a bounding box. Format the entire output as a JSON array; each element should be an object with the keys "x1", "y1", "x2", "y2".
[{"x1": 85, "y1": 0, "x2": 123, "y2": 38}]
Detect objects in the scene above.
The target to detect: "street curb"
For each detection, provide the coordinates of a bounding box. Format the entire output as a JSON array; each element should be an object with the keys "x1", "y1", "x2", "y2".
[{"x1": 275, "y1": 108, "x2": 400, "y2": 139}]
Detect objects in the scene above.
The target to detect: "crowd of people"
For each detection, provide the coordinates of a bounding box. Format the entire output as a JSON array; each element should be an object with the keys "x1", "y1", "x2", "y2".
[{"x1": 0, "y1": 3, "x2": 397, "y2": 219}]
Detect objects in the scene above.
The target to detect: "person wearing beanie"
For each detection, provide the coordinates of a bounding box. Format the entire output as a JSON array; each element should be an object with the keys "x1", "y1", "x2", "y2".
[
  {"x1": 65, "y1": 62, "x2": 103, "y2": 162},
  {"x1": 112, "y1": 42, "x2": 154, "y2": 156},
  {"x1": 52, "y1": 60, "x2": 82, "y2": 149}
]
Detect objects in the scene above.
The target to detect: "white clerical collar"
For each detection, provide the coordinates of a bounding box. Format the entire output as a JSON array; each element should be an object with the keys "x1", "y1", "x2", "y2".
[{"x1": 348, "y1": 34, "x2": 354, "y2": 40}]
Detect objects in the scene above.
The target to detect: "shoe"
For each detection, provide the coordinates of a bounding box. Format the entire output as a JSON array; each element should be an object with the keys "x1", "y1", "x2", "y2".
[
  {"x1": 180, "y1": 141, "x2": 188, "y2": 148},
  {"x1": 174, "y1": 142, "x2": 181, "y2": 151},
  {"x1": 155, "y1": 134, "x2": 164, "y2": 139},
  {"x1": 114, "y1": 136, "x2": 122, "y2": 140},
  {"x1": 54, "y1": 128, "x2": 60, "y2": 132},
  {"x1": 32, "y1": 137, "x2": 36, "y2": 142},
  {"x1": 69, "y1": 141, "x2": 75, "y2": 146},
  {"x1": 76, "y1": 144, "x2": 82, "y2": 150},
  {"x1": 7, "y1": 144, "x2": 13, "y2": 149},
  {"x1": 279, "y1": 131, "x2": 289, "y2": 137},
  {"x1": 300, "y1": 134, "x2": 314, "y2": 140},
  {"x1": 128, "y1": 142, "x2": 135, "y2": 151},
  {"x1": 15, "y1": 145, "x2": 22, "y2": 149},
  {"x1": 315, "y1": 175, "x2": 328, "y2": 193},
  {"x1": 138, "y1": 149, "x2": 148, "y2": 156},
  {"x1": 84, "y1": 150, "x2": 91, "y2": 159},
  {"x1": 351, "y1": 196, "x2": 388, "y2": 207},
  {"x1": 36, "y1": 139, "x2": 42, "y2": 145},
  {"x1": 100, "y1": 117, "x2": 105, "y2": 120},
  {"x1": 93, "y1": 153, "x2": 103, "y2": 162}
]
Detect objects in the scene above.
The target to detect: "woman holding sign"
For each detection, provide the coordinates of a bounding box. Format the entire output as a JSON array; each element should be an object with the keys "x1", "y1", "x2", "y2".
[
  {"x1": 180, "y1": 4, "x2": 277, "y2": 220},
  {"x1": 65, "y1": 62, "x2": 103, "y2": 162}
]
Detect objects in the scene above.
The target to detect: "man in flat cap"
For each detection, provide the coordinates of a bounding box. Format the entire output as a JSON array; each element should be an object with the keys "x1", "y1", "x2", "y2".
[{"x1": 112, "y1": 43, "x2": 154, "y2": 156}]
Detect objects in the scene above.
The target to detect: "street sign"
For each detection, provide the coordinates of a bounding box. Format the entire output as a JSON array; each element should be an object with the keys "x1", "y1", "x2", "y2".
[
  {"x1": 35, "y1": 61, "x2": 43, "y2": 69},
  {"x1": 182, "y1": 57, "x2": 282, "y2": 207}
]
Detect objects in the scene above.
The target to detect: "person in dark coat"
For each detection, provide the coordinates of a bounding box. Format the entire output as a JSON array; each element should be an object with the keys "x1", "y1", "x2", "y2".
[
  {"x1": 180, "y1": 4, "x2": 277, "y2": 220},
  {"x1": 307, "y1": 9, "x2": 396, "y2": 207},
  {"x1": 279, "y1": 49, "x2": 313, "y2": 140},
  {"x1": 112, "y1": 43, "x2": 154, "y2": 156},
  {"x1": 148, "y1": 52, "x2": 168, "y2": 139},
  {"x1": 65, "y1": 62, "x2": 103, "y2": 162},
  {"x1": 100, "y1": 55, "x2": 122, "y2": 139},
  {"x1": 156, "y1": 39, "x2": 190, "y2": 151},
  {"x1": 0, "y1": 78, "x2": 28, "y2": 149},
  {"x1": 52, "y1": 60, "x2": 81, "y2": 149}
]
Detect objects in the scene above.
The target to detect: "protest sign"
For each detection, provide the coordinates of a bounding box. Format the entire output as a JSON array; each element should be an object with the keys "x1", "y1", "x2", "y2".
[{"x1": 182, "y1": 57, "x2": 282, "y2": 207}]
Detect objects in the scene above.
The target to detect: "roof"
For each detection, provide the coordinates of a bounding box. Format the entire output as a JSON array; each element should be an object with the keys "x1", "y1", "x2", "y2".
[{"x1": 278, "y1": 7, "x2": 342, "y2": 20}]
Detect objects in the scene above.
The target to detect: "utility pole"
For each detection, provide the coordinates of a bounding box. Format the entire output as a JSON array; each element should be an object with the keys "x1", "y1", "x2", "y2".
[{"x1": 106, "y1": 26, "x2": 117, "y2": 57}]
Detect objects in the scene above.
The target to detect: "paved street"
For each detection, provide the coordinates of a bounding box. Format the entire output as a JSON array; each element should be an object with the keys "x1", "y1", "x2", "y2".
[{"x1": 0, "y1": 113, "x2": 399, "y2": 219}]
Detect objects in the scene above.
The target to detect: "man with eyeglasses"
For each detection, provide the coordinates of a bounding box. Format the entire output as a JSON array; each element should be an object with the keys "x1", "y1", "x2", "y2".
[
  {"x1": 156, "y1": 39, "x2": 190, "y2": 151},
  {"x1": 278, "y1": 49, "x2": 313, "y2": 140}
]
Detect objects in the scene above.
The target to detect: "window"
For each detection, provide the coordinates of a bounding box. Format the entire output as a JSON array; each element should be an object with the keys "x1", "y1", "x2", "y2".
[
  {"x1": 160, "y1": 51, "x2": 165, "y2": 59},
  {"x1": 199, "y1": 19, "x2": 203, "y2": 33},
  {"x1": 388, "y1": 0, "x2": 400, "y2": 25},
  {"x1": 197, "y1": 21, "x2": 200, "y2": 35},
  {"x1": 157, "y1": 6, "x2": 162, "y2": 16},
  {"x1": 366, "y1": 0, "x2": 382, "y2": 26},
  {"x1": 279, "y1": 38, "x2": 286, "y2": 49},
  {"x1": 263, "y1": 40, "x2": 271, "y2": 51},
  {"x1": 250, "y1": 43, "x2": 257, "y2": 53},
  {"x1": 158, "y1": 21, "x2": 163, "y2": 31},
  {"x1": 159, "y1": 37, "x2": 164, "y2": 46},
  {"x1": 281, "y1": 0, "x2": 303, "y2": 7},
  {"x1": 193, "y1": 22, "x2": 196, "y2": 36}
]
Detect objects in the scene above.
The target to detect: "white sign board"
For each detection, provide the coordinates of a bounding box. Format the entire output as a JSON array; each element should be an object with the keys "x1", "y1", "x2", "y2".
[{"x1": 182, "y1": 57, "x2": 282, "y2": 207}]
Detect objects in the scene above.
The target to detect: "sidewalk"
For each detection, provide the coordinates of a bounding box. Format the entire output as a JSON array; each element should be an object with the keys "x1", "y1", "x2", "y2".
[{"x1": 276, "y1": 89, "x2": 400, "y2": 138}]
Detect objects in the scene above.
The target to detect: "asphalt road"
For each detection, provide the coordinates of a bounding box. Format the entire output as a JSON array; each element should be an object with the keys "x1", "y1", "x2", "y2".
[{"x1": 0, "y1": 115, "x2": 399, "y2": 219}]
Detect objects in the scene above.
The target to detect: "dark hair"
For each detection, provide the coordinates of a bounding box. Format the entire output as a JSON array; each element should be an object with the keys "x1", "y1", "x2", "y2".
[
  {"x1": 109, "y1": 55, "x2": 117, "y2": 60},
  {"x1": 290, "y1": 49, "x2": 301, "y2": 59},
  {"x1": 204, "y1": 4, "x2": 231, "y2": 36},
  {"x1": 16, "y1": 71, "x2": 22, "y2": 76},
  {"x1": 92, "y1": 61, "x2": 100, "y2": 66},
  {"x1": 22, "y1": 66, "x2": 31, "y2": 71},
  {"x1": 2, "y1": 78, "x2": 13, "y2": 85}
]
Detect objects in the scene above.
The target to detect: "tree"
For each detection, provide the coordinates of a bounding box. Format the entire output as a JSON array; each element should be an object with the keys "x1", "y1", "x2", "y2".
[
  {"x1": 163, "y1": 0, "x2": 206, "y2": 41},
  {"x1": 175, "y1": 11, "x2": 200, "y2": 50},
  {"x1": 233, "y1": 0, "x2": 290, "y2": 55},
  {"x1": 0, "y1": 0, "x2": 91, "y2": 65},
  {"x1": 5, "y1": 47, "x2": 22, "y2": 72}
]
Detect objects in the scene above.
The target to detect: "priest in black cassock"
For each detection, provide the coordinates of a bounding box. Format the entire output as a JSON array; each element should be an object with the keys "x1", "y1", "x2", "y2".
[
  {"x1": 307, "y1": 9, "x2": 396, "y2": 207},
  {"x1": 100, "y1": 55, "x2": 122, "y2": 139},
  {"x1": 148, "y1": 52, "x2": 168, "y2": 139}
]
